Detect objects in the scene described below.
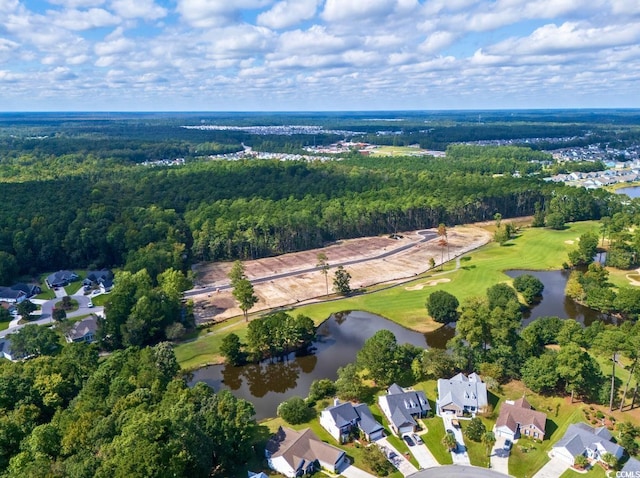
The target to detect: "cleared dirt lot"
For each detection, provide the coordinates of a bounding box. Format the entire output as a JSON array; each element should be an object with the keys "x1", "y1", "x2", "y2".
[{"x1": 191, "y1": 225, "x2": 492, "y2": 323}]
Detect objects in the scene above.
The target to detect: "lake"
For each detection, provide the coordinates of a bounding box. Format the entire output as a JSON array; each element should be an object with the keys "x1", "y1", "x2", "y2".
[
  {"x1": 616, "y1": 186, "x2": 640, "y2": 198},
  {"x1": 190, "y1": 269, "x2": 609, "y2": 419},
  {"x1": 189, "y1": 310, "x2": 453, "y2": 420}
]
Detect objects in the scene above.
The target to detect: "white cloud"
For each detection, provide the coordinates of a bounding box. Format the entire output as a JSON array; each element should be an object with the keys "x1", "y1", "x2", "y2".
[
  {"x1": 490, "y1": 21, "x2": 640, "y2": 55},
  {"x1": 176, "y1": 0, "x2": 271, "y2": 28},
  {"x1": 46, "y1": 0, "x2": 105, "y2": 7},
  {"x1": 48, "y1": 8, "x2": 120, "y2": 30},
  {"x1": 0, "y1": 38, "x2": 19, "y2": 51},
  {"x1": 278, "y1": 26, "x2": 354, "y2": 55},
  {"x1": 419, "y1": 31, "x2": 458, "y2": 54},
  {"x1": 94, "y1": 28, "x2": 134, "y2": 56},
  {"x1": 110, "y1": 0, "x2": 167, "y2": 20},
  {"x1": 257, "y1": 0, "x2": 320, "y2": 29},
  {"x1": 322, "y1": 0, "x2": 398, "y2": 23}
]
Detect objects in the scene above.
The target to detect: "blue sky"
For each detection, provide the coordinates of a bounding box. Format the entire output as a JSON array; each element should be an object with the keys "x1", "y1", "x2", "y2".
[{"x1": 0, "y1": 0, "x2": 639, "y2": 111}]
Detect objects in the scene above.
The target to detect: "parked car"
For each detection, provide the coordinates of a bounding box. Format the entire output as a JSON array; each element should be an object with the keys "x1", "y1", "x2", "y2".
[
  {"x1": 403, "y1": 435, "x2": 415, "y2": 447},
  {"x1": 413, "y1": 433, "x2": 423, "y2": 444},
  {"x1": 388, "y1": 451, "x2": 398, "y2": 460},
  {"x1": 504, "y1": 439, "x2": 513, "y2": 450},
  {"x1": 87, "y1": 301, "x2": 94, "y2": 308}
]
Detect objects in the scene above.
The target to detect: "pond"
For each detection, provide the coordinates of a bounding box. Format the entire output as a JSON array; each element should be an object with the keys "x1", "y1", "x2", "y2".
[
  {"x1": 190, "y1": 269, "x2": 612, "y2": 419},
  {"x1": 189, "y1": 310, "x2": 454, "y2": 420},
  {"x1": 615, "y1": 186, "x2": 640, "y2": 199},
  {"x1": 505, "y1": 269, "x2": 609, "y2": 326}
]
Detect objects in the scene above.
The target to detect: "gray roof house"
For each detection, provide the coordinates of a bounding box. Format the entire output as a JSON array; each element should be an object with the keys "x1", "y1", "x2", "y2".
[
  {"x1": 10, "y1": 283, "x2": 41, "y2": 297},
  {"x1": 46, "y1": 271, "x2": 79, "y2": 288},
  {"x1": 623, "y1": 457, "x2": 640, "y2": 473},
  {"x1": 552, "y1": 423, "x2": 624, "y2": 466},
  {"x1": 83, "y1": 270, "x2": 114, "y2": 292},
  {"x1": 265, "y1": 426, "x2": 347, "y2": 478},
  {"x1": 65, "y1": 316, "x2": 98, "y2": 343},
  {"x1": 378, "y1": 383, "x2": 431, "y2": 436},
  {"x1": 0, "y1": 287, "x2": 27, "y2": 304},
  {"x1": 319, "y1": 400, "x2": 384, "y2": 443},
  {"x1": 437, "y1": 372, "x2": 488, "y2": 417}
]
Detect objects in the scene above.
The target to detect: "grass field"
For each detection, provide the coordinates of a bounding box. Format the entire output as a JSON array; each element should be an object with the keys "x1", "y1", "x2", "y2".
[{"x1": 174, "y1": 221, "x2": 602, "y2": 370}]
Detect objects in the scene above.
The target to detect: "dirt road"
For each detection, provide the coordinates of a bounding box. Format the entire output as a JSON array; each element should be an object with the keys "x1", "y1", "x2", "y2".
[{"x1": 190, "y1": 225, "x2": 492, "y2": 323}]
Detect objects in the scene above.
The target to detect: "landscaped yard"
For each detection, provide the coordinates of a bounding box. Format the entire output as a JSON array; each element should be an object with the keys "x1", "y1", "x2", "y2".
[
  {"x1": 559, "y1": 464, "x2": 607, "y2": 478},
  {"x1": 419, "y1": 415, "x2": 453, "y2": 464}
]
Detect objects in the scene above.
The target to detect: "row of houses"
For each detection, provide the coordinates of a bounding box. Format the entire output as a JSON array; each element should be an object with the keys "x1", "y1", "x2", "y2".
[
  {"x1": 0, "y1": 283, "x2": 42, "y2": 304},
  {"x1": 546, "y1": 166, "x2": 640, "y2": 189}
]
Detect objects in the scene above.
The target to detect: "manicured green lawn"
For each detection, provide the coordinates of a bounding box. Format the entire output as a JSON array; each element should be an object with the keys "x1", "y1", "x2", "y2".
[
  {"x1": 90, "y1": 294, "x2": 110, "y2": 306},
  {"x1": 508, "y1": 397, "x2": 585, "y2": 478},
  {"x1": 0, "y1": 320, "x2": 10, "y2": 331},
  {"x1": 174, "y1": 221, "x2": 601, "y2": 369},
  {"x1": 559, "y1": 464, "x2": 607, "y2": 478},
  {"x1": 174, "y1": 316, "x2": 250, "y2": 370},
  {"x1": 420, "y1": 415, "x2": 453, "y2": 464},
  {"x1": 35, "y1": 289, "x2": 55, "y2": 300},
  {"x1": 459, "y1": 419, "x2": 491, "y2": 468},
  {"x1": 65, "y1": 279, "x2": 84, "y2": 295}
]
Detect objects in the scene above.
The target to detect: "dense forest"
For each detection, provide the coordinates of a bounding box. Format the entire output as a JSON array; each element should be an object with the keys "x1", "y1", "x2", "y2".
[
  {"x1": 0, "y1": 342, "x2": 257, "y2": 477},
  {"x1": 0, "y1": 112, "x2": 637, "y2": 285}
]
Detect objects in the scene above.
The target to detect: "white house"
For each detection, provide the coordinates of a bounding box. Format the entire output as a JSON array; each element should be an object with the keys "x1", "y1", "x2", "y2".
[
  {"x1": 265, "y1": 427, "x2": 347, "y2": 477},
  {"x1": 436, "y1": 372, "x2": 488, "y2": 417},
  {"x1": 320, "y1": 400, "x2": 384, "y2": 443},
  {"x1": 553, "y1": 423, "x2": 624, "y2": 466}
]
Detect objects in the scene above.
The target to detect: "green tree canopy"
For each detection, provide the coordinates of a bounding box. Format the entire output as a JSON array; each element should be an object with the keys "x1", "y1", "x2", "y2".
[{"x1": 426, "y1": 290, "x2": 460, "y2": 323}]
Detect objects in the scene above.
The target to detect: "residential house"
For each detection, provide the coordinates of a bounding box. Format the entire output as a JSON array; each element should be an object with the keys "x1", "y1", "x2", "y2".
[
  {"x1": 495, "y1": 397, "x2": 547, "y2": 441},
  {"x1": 46, "y1": 271, "x2": 79, "y2": 288},
  {"x1": 436, "y1": 372, "x2": 488, "y2": 417},
  {"x1": 0, "y1": 337, "x2": 23, "y2": 361},
  {"x1": 378, "y1": 383, "x2": 431, "y2": 436},
  {"x1": 622, "y1": 457, "x2": 640, "y2": 473},
  {"x1": 247, "y1": 472, "x2": 268, "y2": 478},
  {"x1": 265, "y1": 426, "x2": 347, "y2": 477},
  {"x1": 83, "y1": 270, "x2": 114, "y2": 293},
  {"x1": 319, "y1": 400, "x2": 384, "y2": 443},
  {"x1": 65, "y1": 316, "x2": 98, "y2": 343},
  {"x1": 1, "y1": 301, "x2": 17, "y2": 317},
  {"x1": 10, "y1": 283, "x2": 41, "y2": 297},
  {"x1": 0, "y1": 287, "x2": 26, "y2": 304},
  {"x1": 552, "y1": 423, "x2": 624, "y2": 466}
]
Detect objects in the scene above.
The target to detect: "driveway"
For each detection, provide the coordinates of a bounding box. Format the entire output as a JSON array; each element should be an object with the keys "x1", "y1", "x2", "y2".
[
  {"x1": 442, "y1": 415, "x2": 471, "y2": 465},
  {"x1": 490, "y1": 433, "x2": 510, "y2": 476},
  {"x1": 532, "y1": 454, "x2": 570, "y2": 478},
  {"x1": 339, "y1": 461, "x2": 377, "y2": 478},
  {"x1": 378, "y1": 437, "x2": 419, "y2": 477},
  {"x1": 407, "y1": 433, "x2": 439, "y2": 469}
]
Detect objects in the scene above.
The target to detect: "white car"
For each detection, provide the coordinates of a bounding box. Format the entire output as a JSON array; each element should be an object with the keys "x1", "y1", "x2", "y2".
[{"x1": 87, "y1": 301, "x2": 94, "y2": 308}]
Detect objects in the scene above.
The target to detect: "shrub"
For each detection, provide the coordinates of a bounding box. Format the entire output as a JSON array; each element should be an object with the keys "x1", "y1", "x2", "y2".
[
  {"x1": 277, "y1": 396, "x2": 315, "y2": 425},
  {"x1": 465, "y1": 417, "x2": 486, "y2": 442}
]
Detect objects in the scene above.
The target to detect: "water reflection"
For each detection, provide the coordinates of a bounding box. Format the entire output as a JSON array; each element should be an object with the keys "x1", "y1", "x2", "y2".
[
  {"x1": 190, "y1": 310, "x2": 432, "y2": 419},
  {"x1": 505, "y1": 269, "x2": 610, "y2": 326}
]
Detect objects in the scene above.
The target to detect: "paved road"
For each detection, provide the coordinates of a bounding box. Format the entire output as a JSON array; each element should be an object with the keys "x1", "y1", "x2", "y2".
[
  {"x1": 185, "y1": 229, "x2": 438, "y2": 297},
  {"x1": 0, "y1": 285, "x2": 104, "y2": 339},
  {"x1": 408, "y1": 465, "x2": 511, "y2": 477}
]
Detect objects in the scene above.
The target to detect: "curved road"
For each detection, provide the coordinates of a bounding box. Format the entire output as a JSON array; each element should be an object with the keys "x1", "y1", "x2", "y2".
[{"x1": 185, "y1": 229, "x2": 438, "y2": 297}]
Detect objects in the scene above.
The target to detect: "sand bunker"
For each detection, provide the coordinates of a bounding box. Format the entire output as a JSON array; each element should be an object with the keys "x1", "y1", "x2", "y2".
[
  {"x1": 564, "y1": 240, "x2": 574, "y2": 244},
  {"x1": 405, "y1": 278, "x2": 451, "y2": 290}
]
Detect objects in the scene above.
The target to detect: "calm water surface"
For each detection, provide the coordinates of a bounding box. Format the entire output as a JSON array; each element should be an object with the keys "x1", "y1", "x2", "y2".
[
  {"x1": 189, "y1": 310, "x2": 453, "y2": 419},
  {"x1": 616, "y1": 186, "x2": 640, "y2": 198},
  {"x1": 191, "y1": 269, "x2": 610, "y2": 419}
]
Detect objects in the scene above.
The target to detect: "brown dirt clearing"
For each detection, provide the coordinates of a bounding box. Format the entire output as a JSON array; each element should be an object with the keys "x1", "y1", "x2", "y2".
[{"x1": 190, "y1": 225, "x2": 491, "y2": 324}]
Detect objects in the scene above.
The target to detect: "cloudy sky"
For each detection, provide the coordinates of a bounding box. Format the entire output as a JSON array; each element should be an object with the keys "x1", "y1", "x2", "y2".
[{"x1": 0, "y1": 0, "x2": 639, "y2": 111}]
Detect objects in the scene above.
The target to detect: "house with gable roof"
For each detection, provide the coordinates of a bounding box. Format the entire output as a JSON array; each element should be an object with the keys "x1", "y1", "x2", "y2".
[
  {"x1": 64, "y1": 316, "x2": 98, "y2": 344},
  {"x1": 0, "y1": 286, "x2": 26, "y2": 304},
  {"x1": 436, "y1": 372, "x2": 488, "y2": 417},
  {"x1": 495, "y1": 397, "x2": 547, "y2": 441},
  {"x1": 552, "y1": 423, "x2": 624, "y2": 466},
  {"x1": 82, "y1": 269, "x2": 114, "y2": 293},
  {"x1": 319, "y1": 399, "x2": 385, "y2": 443},
  {"x1": 265, "y1": 426, "x2": 347, "y2": 477},
  {"x1": 377, "y1": 383, "x2": 431, "y2": 436},
  {"x1": 45, "y1": 270, "x2": 79, "y2": 288}
]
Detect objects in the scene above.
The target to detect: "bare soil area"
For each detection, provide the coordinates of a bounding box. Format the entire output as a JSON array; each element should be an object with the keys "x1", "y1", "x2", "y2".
[{"x1": 190, "y1": 225, "x2": 492, "y2": 323}]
